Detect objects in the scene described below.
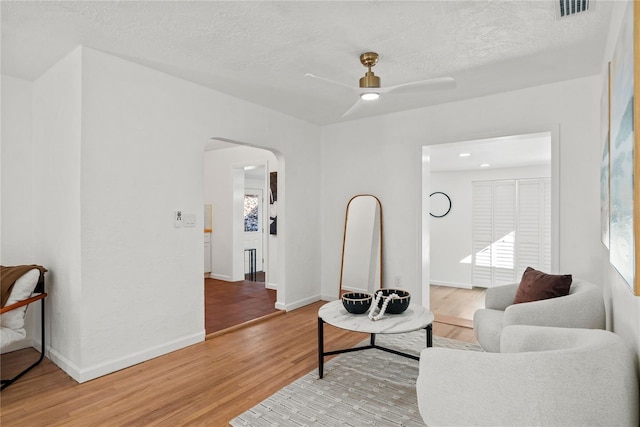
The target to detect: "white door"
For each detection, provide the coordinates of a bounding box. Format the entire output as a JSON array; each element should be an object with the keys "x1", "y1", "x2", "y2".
[{"x1": 243, "y1": 188, "x2": 263, "y2": 274}]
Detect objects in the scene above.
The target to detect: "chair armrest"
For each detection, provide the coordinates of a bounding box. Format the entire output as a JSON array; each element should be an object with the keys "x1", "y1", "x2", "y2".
[
  {"x1": 417, "y1": 344, "x2": 639, "y2": 426},
  {"x1": 501, "y1": 325, "x2": 616, "y2": 353},
  {"x1": 503, "y1": 289, "x2": 605, "y2": 329},
  {"x1": 0, "y1": 293, "x2": 47, "y2": 314},
  {"x1": 484, "y1": 283, "x2": 518, "y2": 310}
]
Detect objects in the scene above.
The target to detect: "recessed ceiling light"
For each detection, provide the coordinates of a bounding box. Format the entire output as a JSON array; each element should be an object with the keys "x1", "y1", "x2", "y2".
[
  {"x1": 360, "y1": 92, "x2": 380, "y2": 101},
  {"x1": 480, "y1": 163, "x2": 490, "y2": 168},
  {"x1": 458, "y1": 153, "x2": 471, "y2": 157}
]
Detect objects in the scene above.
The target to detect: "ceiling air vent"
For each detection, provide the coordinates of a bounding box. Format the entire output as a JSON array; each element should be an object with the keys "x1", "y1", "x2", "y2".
[{"x1": 558, "y1": 0, "x2": 592, "y2": 18}]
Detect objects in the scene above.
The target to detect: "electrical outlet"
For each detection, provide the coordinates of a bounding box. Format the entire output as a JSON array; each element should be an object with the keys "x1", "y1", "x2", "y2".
[
  {"x1": 175, "y1": 210, "x2": 183, "y2": 228},
  {"x1": 394, "y1": 275, "x2": 402, "y2": 286}
]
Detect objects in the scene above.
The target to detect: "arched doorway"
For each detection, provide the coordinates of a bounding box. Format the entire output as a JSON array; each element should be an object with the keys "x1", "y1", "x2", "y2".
[{"x1": 203, "y1": 139, "x2": 284, "y2": 334}]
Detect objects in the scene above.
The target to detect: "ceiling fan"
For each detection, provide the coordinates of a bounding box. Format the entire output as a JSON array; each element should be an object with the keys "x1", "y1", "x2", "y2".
[{"x1": 305, "y1": 52, "x2": 456, "y2": 118}]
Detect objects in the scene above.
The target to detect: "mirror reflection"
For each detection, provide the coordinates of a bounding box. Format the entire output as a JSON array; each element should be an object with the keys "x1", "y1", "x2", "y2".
[{"x1": 339, "y1": 195, "x2": 382, "y2": 296}]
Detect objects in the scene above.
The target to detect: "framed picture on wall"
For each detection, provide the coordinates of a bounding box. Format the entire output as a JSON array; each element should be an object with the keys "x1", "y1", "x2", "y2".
[
  {"x1": 609, "y1": 1, "x2": 639, "y2": 295},
  {"x1": 269, "y1": 172, "x2": 277, "y2": 235}
]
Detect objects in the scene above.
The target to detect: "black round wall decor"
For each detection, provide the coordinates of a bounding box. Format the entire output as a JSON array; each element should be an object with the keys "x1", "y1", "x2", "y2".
[{"x1": 429, "y1": 192, "x2": 452, "y2": 218}]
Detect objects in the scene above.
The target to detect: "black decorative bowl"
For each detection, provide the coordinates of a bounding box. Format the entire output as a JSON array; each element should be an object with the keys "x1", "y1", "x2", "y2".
[
  {"x1": 342, "y1": 292, "x2": 373, "y2": 314},
  {"x1": 375, "y1": 289, "x2": 411, "y2": 314}
]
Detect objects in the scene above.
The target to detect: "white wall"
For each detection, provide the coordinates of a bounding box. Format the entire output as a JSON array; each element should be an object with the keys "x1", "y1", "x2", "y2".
[
  {"x1": 203, "y1": 146, "x2": 279, "y2": 287},
  {"x1": 1, "y1": 75, "x2": 34, "y2": 264},
  {"x1": 430, "y1": 165, "x2": 551, "y2": 288},
  {"x1": 1, "y1": 75, "x2": 41, "y2": 352},
  {"x1": 321, "y1": 75, "x2": 602, "y2": 311},
  {"x1": 76, "y1": 47, "x2": 320, "y2": 379},
  {"x1": 32, "y1": 47, "x2": 84, "y2": 369},
  {"x1": 78, "y1": 48, "x2": 208, "y2": 375},
  {"x1": 2, "y1": 46, "x2": 321, "y2": 382}
]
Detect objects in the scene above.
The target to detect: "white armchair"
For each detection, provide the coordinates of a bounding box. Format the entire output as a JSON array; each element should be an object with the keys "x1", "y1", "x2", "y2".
[
  {"x1": 416, "y1": 325, "x2": 639, "y2": 426},
  {"x1": 473, "y1": 279, "x2": 605, "y2": 352}
]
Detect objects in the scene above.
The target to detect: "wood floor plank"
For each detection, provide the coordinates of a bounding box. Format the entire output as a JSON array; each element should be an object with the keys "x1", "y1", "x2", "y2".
[
  {"x1": 430, "y1": 285, "x2": 486, "y2": 321},
  {"x1": 205, "y1": 276, "x2": 278, "y2": 334}
]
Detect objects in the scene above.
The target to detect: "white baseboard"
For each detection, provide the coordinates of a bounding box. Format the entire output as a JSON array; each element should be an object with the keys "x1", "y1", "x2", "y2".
[
  {"x1": 278, "y1": 294, "x2": 322, "y2": 312},
  {"x1": 46, "y1": 347, "x2": 83, "y2": 383},
  {"x1": 265, "y1": 282, "x2": 277, "y2": 290},
  {"x1": 47, "y1": 330, "x2": 205, "y2": 383},
  {"x1": 340, "y1": 286, "x2": 369, "y2": 294},
  {"x1": 320, "y1": 293, "x2": 338, "y2": 302},
  {"x1": 210, "y1": 273, "x2": 231, "y2": 281},
  {"x1": 430, "y1": 280, "x2": 473, "y2": 289}
]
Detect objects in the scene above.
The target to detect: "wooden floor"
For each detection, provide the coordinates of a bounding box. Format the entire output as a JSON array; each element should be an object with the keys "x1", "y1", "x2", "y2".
[
  {"x1": 205, "y1": 274, "x2": 278, "y2": 334},
  {"x1": 1, "y1": 286, "x2": 484, "y2": 426},
  {"x1": 430, "y1": 284, "x2": 486, "y2": 332}
]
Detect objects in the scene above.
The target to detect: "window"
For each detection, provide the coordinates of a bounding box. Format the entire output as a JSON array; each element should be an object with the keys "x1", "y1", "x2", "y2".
[{"x1": 244, "y1": 194, "x2": 259, "y2": 232}]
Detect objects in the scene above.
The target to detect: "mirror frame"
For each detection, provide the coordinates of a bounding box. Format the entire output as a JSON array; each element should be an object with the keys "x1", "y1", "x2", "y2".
[{"x1": 339, "y1": 194, "x2": 383, "y2": 296}]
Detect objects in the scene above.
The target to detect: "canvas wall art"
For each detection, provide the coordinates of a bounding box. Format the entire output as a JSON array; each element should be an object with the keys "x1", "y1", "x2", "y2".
[
  {"x1": 601, "y1": 135, "x2": 610, "y2": 249},
  {"x1": 600, "y1": 63, "x2": 610, "y2": 249},
  {"x1": 269, "y1": 171, "x2": 277, "y2": 235},
  {"x1": 609, "y1": 1, "x2": 638, "y2": 295}
]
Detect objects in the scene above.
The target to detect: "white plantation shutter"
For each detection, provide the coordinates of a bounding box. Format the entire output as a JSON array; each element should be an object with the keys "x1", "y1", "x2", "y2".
[
  {"x1": 493, "y1": 181, "x2": 517, "y2": 285},
  {"x1": 472, "y1": 178, "x2": 551, "y2": 287},
  {"x1": 472, "y1": 182, "x2": 493, "y2": 287},
  {"x1": 516, "y1": 179, "x2": 541, "y2": 278},
  {"x1": 543, "y1": 178, "x2": 552, "y2": 270},
  {"x1": 516, "y1": 179, "x2": 552, "y2": 278}
]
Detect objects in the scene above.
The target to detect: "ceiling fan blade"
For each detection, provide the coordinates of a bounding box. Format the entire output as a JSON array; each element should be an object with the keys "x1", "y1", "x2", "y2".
[
  {"x1": 341, "y1": 98, "x2": 366, "y2": 118},
  {"x1": 305, "y1": 73, "x2": 355, "y2": 92},
  {"x1": 381, "y1": 77, "x2": 456, "y2": 94}
]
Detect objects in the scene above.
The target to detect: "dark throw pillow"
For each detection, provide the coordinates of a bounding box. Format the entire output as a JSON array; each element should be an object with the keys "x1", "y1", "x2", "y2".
[{"x1": 513, "y1": 267, "x2": 572, "y2": 304}]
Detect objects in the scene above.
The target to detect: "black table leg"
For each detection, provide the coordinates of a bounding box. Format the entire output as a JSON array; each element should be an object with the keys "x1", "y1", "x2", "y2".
[
  {"x1": 318, "y1": 317, "x2": 324, "y2": 379},
  {"x1": 317, "y1": 319, "x2": 434, "y2": 379}
]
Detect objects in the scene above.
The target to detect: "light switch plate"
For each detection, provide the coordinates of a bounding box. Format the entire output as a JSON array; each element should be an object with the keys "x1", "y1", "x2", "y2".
[{"x1": 184, "y1": 213, "x2": 196, "y2": 227}]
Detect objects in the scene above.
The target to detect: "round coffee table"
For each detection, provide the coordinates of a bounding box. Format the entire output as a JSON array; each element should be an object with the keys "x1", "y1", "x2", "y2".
[{"x1": 317, "y1": 300, "x2": 434, "y2": 378}]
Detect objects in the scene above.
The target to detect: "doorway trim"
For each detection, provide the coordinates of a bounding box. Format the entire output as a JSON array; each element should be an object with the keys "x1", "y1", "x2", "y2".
[
  {"x1": 210, "y1": 137, "x2": 285, "y2": 310},
  {"x1": 421, "y1": 127, "x2": 560, "y2": 307}
]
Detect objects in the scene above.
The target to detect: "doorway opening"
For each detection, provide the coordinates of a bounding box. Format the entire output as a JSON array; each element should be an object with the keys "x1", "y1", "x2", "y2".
[
  {"x1": 203, "y1": 140, "x2": 283, "y2": 335},
  {"x1": 422, "y1": 131, "x2": 557, "y2": 327}
]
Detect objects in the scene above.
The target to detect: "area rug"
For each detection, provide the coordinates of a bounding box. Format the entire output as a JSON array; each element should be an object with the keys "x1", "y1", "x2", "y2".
[{"x1": 230, "y1": 332, "x2": 482, "y2": 427}]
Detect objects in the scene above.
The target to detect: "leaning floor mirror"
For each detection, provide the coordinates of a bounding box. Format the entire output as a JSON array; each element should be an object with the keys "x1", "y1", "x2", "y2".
[{"x1": 339, "y1": 195, "x2": 382, "y2": 296}]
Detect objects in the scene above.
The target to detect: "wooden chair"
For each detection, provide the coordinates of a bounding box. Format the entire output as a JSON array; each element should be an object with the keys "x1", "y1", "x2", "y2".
[{"x1": 1, "y1": 268, "x2": 47, "y2": 390}]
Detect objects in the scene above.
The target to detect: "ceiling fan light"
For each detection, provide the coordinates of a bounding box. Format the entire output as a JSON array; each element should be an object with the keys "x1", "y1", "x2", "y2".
[{"x1": 361, "y1": 92, "x2": 380, "y2": 101}]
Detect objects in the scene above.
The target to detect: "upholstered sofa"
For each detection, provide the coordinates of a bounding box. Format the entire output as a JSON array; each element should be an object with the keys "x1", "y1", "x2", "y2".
[
  {"x1": 416, "y1": 325, "x2": 640, "y2": 426},
  {"x1": 473, "y1": 278, "x2": 605, "y2": 352}
]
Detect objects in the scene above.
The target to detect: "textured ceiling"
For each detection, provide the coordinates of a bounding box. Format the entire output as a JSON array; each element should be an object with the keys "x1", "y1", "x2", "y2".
[{"x1": 1, "y1": 1, "x2": 614, "y2": 125}]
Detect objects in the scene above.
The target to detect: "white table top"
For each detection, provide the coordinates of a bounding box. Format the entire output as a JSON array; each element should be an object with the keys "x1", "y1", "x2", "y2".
[{"x1": 318, "y1": 300, "x2": 434, "y2": 334}]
